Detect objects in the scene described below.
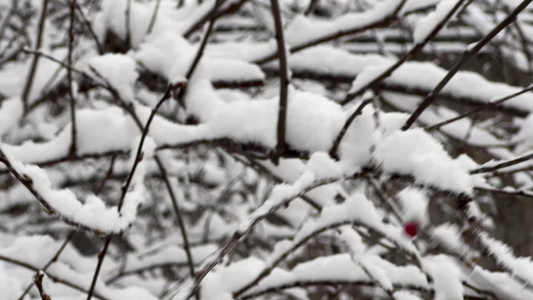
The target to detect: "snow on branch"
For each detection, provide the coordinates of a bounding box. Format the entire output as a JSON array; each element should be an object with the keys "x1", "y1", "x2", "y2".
[
  {"x1": 240, "y1": 254, "x2": 428, "y2": 299},
  {"x1": 3, "y1": 0, "x2": 533, "y2": 299},
  {"x1": 0, "y1": 135, "x2": 152, "y2": 234},
  {"x1": 479, "y1": 232, "x2": 533, "y2": 290}
]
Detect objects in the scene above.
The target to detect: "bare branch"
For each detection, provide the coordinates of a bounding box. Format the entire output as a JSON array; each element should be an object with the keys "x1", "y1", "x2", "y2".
[
  {"x1": 470, "y1": 152, "x2": 533, "y2": 175},
  {"x1": 68, "y1": 0, "x2": 77, "y2": 156},
  {"x1": 146, "y1": 0, "x2": 162, "y2": 35},
  {"x1": 17, "y1": 232, "x2": 75, "y2": 300},
  {"x1": 0, "y1": 253, "x2": 110, "y2": 300},
  {"x1": 270, "y1": 0, "x2": 290, "y2": 162},
  {"x1": 330, "y1": 98, "x2": 373, "y2": 160},
  {"x1": 34, "y1": 271, "x2": 52, "y2": 300},
  {"x1": 86, "y1": 86, "x2": 174, "y2": 300},
  {"x1": 21, "y1": 0, "x2": 50, "y2": 112},
  {"x1": 342, "y1": 0, "x2": 468, "y2": 104},
  {"x1": 402, "y1": 0, "x2": 533, "y2": 130}
]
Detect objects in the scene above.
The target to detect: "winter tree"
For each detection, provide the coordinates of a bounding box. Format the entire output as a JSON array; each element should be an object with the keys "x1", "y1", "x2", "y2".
[{"x1": 2, "y1": 0, "x2": 533, "y2": 299}]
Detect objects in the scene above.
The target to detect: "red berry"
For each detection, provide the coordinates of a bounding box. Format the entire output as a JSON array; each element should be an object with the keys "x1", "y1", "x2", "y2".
[{"x1": 404, "y1": 222, "x2": 419, "y2": 238}]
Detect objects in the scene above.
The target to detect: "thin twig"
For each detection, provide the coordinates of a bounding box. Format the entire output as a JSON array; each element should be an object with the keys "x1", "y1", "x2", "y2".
[
  {"x1": 391, "y1": 0, "x2": 408, "y2": 16},
  {"x1": 329, "y1": 99, "x2": 373, "y2": 159},
  {"x1": 470, "y1": 152, "x2": 533, "y2": 175},
  {"x1": 146, "y1": 0, "x2": 161, "y2": 35},
  {"x1": 367, "y1": 178, "x2": 403, "y2": 224},
  {"x1": 154, "y1": 157, "x2": 196, "y2": 279},
  {"x1": 342, "y1": 0, "x2": 467, "y2": 104},
  {"x1": 304, "y1": 0, "x2": 318, "y2": 15},
  {"x1": 86, "y1": 86, "x2": 174, "y2": 300},
  {"x1": 124, "y1": 0, "x2": 132, "y2": 47},
  {"x1": 233, "y1": 219, "x2": 405, "y2": 297},
  {"x1": 0, "y1": 136, "x2": 313, "y2": 177},
  {"x1": 0, "y1": 149, "x2": 115, "y2": 234},
  {"x1": 183, "y1": 0, "x2": 242, "y2": 38},
  {"x1": 176, "y1": 0, "x2": 222, "y2": 107},
  {"x1": 86, "y1": 238, "x2": 111, "y2": 300},
  {"x1": 34, "y1": 271, "x2": 51, "y2": 300},
  {"x1": 95, "y1": 155, "x2": 117, "y2": 195},
  {"x1": 238, "y1": 280, "x2": 430, "y2": 300},
  {"x1": 513, "y1": 21, "x2": 533, "y2": 79},
  {"x1": 105, "y1": 259, "x2": 195, "y2": 284},
  {"x1": 68, "y1": 0, "x2": 77, "y2": 156},
  {"x1": 475, "y1": 186, "x2": 533, "y2": 198},
  {"x1": 425, "y1": 84, "x2": 533, "y2": 131},
  {"x1": 17, "y1": 232, "x2": 75, "y2": 300},
  {"x1": 279, "y1": 68, "x2": 530, "y2": 117},
  {"x1": 22, "y1": 48, "x2": 93, "y2": 81},
  {"x1": 402, "y1": 0, "x2": 533, "y2": 130},
  {"x1": 155, "y1": 157, "x2": 195, "y2": 274},
  {"x1": 186, "y1": 177, "x2": 342, "y2": 299},
  {"x1": 74, "y1": 1, "x2": 103, "y2": 54},
  {"x1": 253, "y1": 0, "x2": 409, "y2": 65},
  {"x1": 270, "y1": 0, "x2": 290, "y2": 162},
  {"x1": 21, "y1": 0, "x2": 50, "y2": 112},
  {"x1": 229, "y1": 152, "x2": 322, "y2": 211},
  {"x1": 0, "y1": 0, "x2": 17, "y2": 42},
  {"x1": 0, "y1": 253, "x2": 110, "y2": 300}
]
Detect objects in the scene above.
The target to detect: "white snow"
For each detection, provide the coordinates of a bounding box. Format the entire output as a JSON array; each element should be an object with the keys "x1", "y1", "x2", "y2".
[
  {"x1": 0, "y1": 264, "x2": 24, "y2": 299},
  {"x1": 201, "y1": 257, "x2": 265, "y2": 299},
  {"x1": 92, "y1": 0, "x2": 214, "y2": 48},
  {"x1": 338, "y1": 105, "x2": 376, "y2": 174},
  {"x1": 87, "y1": 54, "x2": 139, "y2": 101},
  {"x1": 348, "y1": 62, "x2": 395, "y2": 95},
  {"x1": 374, "y1": 128, "x2": 474, "y2": 194},
  {"x1": 0, "y1": 233, "x2": 159, "y2": 299},
  {"x1": 360, "y1": 256, "x2": 394, "y2": 291},
  {"x1": 367, "y1": 61, "x2": 533, "y2": 112},
  {"x1": 284, "y1": 0, "x2": 405, "y2": 47},
  {"x1": 2, "y1": 2, "x2": 532, "y2": 300},
  {"x1": 470, "y1": 266, "x2": 533, "y2": 299},
  {"x1": 0, "y1": 89, "x2": 345, "y2": 168},
  {"x1": 397, "y1": 187, "x2": 429, "y2": 226},
  {"x1": 133, "y1": 31, "x2": 265, "y2": 84},
  {"x1": 122, "y1": 244, "x2": 218, "y2": 274},
  {"x1": 422, "y1": 255, "x2": 463, "y2": 300},
  {"x1": 205, "y1": 87, "x2": 346, "y2": 151},
  {"x1": 479, "y1": 232, "x2": 533, "y2": 286},
  {"x1": 0, "y1": 146, "x2": 139, "y2": 233},
  {"x1": 516, "y1": 113, "x2": 533, "y2": 153},
  {"x1": 394, "y1": 291, "x2": 422, "y2": 300},
  {"x1": 289, "y1": 46, "x2": 392, "y2": 78},
  {"x1": 245, "y1": 254, "x2": 428, "y2": 297},
  {"x1": 0, "y1": 49, "x2": 67, "y2": 103},
  {"x1": 431, "y1": 223, "x2": 468, "y2": 257},
  {"x1": 413, "y1": 0, "x2": 460, "y2": 43},
  {"x1": 0, "y1": 97, "x2": 23, "y2": 137}
]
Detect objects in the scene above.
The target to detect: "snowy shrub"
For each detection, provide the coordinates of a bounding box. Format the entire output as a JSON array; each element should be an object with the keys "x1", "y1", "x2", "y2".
[{"x1": 1, "y1": 0, "x2": 533, "y2": 299}]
